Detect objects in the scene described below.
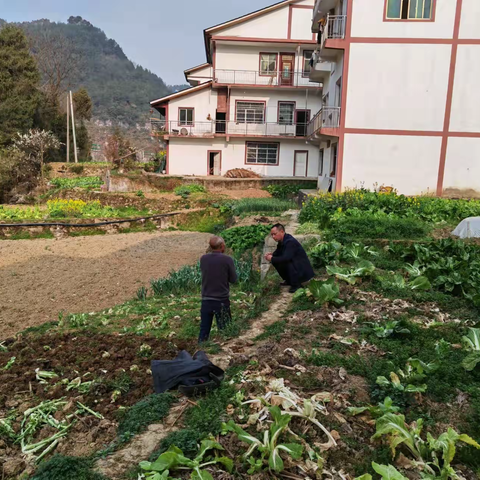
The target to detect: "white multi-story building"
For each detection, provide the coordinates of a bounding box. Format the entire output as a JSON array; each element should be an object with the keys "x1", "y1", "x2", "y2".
[
  {"x1": 310, "y1": 0, "x2": 480, "y2": 196},
  {"x1": 150, "y1": 0, "x2": 323, "y2": 178}
]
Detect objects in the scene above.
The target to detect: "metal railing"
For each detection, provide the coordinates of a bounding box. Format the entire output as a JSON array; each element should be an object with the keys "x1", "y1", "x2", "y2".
[
  {"x1": 321, "y1": 15, "x2": 347, "y2": 47},
  {"x1": 150, "y1": 120, "x2": 310, "y2": 137},
  {"x1": 307, "y1": 107, "x2": 341, "y2": 136},
  {"x1": 213, "y1": 69, "x2": 320, "y2": 88}
]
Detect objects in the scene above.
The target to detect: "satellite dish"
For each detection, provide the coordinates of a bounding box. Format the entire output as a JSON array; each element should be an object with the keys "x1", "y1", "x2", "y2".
[{"x1": 180, "y1": 128, "x2": 189, "y2": 136}]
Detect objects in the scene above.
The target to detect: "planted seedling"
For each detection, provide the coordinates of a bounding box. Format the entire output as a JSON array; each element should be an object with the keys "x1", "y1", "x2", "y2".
[
  {"x1": 2, "y1": 356, "x2": 16, "y2": 370},
  {"x1": 365, "y1": 320, "x2": 410, "y2": 338},
  {"x1": 348, "y1": 397, "x2": 400, "y2": 419},
  {"x1": 139, "y1": 437, "x2": 233, "y2": 480},
  {"x1": 327, "y1": 260, "x2": 375, "y2": 285},
  {"x1": 355, "y1": 461, "x2": 407, "y2": 480},
  {"x1": 372, "y1": 413, "x2": 480, "y2": 478},
  {"x1": 461, "y1": 327, "x2": 480, "y2": 371},
  {"x1": 293, "y1": 278, "x2": 343, "y2": 306},
  {"x1": 222, "y1": 406, "x2": 303, "y2": 473}
]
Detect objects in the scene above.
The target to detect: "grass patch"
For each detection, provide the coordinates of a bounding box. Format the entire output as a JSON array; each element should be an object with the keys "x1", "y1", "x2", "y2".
[
  {"x1": 264, "y1": 182, "x2": 316, "y2": 199},
  {"x1": 178, "y1": 209, "x2": 228, "y2": 233},
  {"x1": 50, "y1": 177, "x2": 103, "y2": 190},
  {"x1": 231, "y1": 198, "x2": 295, "y2": 215},
  {"x1": 254, "y1": 320, "x2": 287, "y2": 342},
  {"x1": 117, "y1": 393, "x2": 176, "y2": 438},
  {"x1": 0, "y1": 230, "x2": 55, "y2": 241},
  {"x1": 31, "y1": 455, "x2": 107, "y2": 480}
]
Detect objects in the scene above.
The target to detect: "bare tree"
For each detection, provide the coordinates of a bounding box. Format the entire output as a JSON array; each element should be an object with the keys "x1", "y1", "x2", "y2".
[{"x1": 31, "y1": 30, "x2": 80, "y2": 103}]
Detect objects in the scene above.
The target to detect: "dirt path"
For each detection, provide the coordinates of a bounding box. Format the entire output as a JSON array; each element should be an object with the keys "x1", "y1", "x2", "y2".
[{"x1": 0, "y1": 231, "x2": 211, "y2": 339}]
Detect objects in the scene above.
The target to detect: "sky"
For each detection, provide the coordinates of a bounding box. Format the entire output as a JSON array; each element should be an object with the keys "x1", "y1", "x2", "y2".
[{"x1": 0, "y1": 0, "x2": 277, "y2": 85}]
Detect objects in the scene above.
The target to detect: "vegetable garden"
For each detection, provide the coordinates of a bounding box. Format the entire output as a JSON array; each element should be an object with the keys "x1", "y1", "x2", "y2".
[{"x1": 1, "y1": 189, "x2": 480, "y2": 480}]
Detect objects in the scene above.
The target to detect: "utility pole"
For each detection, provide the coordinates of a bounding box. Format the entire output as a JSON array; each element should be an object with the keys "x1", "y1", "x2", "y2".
[
  {"x1": 69, "y1": 90, "x2": 78, "y2": 164},
  {"x1": 66, "y1": 95, "x2": 70, "y2": 163}
]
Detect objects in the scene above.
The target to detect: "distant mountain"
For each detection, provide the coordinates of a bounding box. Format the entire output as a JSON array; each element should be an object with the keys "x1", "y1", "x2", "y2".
[
  {"x1": 5, "y1": 16, "x2": 174, "y2": 126},
  {"x1": 169, "y1": 84, "x2": 190, "y2": 93}
]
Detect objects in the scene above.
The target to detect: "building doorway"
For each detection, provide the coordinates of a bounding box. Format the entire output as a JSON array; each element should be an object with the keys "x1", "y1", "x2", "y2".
[
  {"x1": 208, "y1": 151, "x2": 222, "y2": 176},
  {"x1": 216, "y1": 112, "x2": 226, "y2": 134},
  {"x1": 295, "y1": 110, "x2": 311, "y2": 136},
  {"x1": 330, "y1": 143, "x2": 338, "y2": 177},
  {"x1": 294, "y1": 151, "x2": 309, "y2": 177},
  {"x1": 280, "y1": 53, "x2": 294, "y2": 86}
]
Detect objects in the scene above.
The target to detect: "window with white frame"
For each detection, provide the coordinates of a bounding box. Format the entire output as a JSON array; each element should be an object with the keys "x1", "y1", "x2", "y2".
[
  {"x1": 236, "y1": 102, "x2": 265, "y2": 124},
  {"x1": 179, "y1": 108, "x2": 194, "y2": 125},
  {"x1": 259, "y1": 53, "x2": 277, "y2": 75},
  {"x1": 303, "y1": 51, "x2": 314, "y2": 76},
  {"x1": 246, "y1": 142, "x2": 279, "y2": 165},
  {"x1": 278, "y1": 102, "x2": 295, "y2": 125},
  {"x1": 386, "y1": 0, "x2": 434, "y2": 19}
]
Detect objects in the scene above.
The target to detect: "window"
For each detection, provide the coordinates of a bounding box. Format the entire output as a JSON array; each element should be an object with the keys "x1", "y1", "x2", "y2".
[
  {"x1": 259, "y1": 53, "x2": 277, "y2": 75},
  {"x1": 303, "y1": 51, "x2": 314, "y2": 76},
  {"x1": 386, "y1": 0, "x2": 433, "y2": 20},
  {"x1": 331, "y1": 144, "x2": 338, "y2": 177},
  {"x1": 278, "y1": 102, "x2": 295, "y2": 125},
  {"x1": 319, "y1": 149, "x2": 324, "y2": 176},
  {"x1": 246, "y1": 142, "x2": 279, "y2": 165},
  {"x1": 179, "y1": 108, "x2": 194, "y2": 125},
  {"x1": 236, "y1": 102, "x2": 265, "y2": 124}
]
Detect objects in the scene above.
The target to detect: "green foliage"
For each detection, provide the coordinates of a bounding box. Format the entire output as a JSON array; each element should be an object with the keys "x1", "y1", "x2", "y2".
[
  {"x1": 254, "y1": 320, "x2": 287, "y2": 342},
  {"x1": 364, "y1": 320, "x2": 410, "y2": 339},
  {"x1": 355, "y1": 462, "x2": 407, "y2": 480},
  {"x1": 265, "y1": 182, "x2": 316, "y2": 199},
  {"x1": 31, "y1": 455, "x2": 107, "y2": 480},
  {"x1": 72, "y1": 87, "x2": 93, "y2": 121},
  {"x1": 50, "y1": 176, "x2": 103, "y2": 190},
  {"x1": 222, "y1": 406, "x2": 303, "y2": 473},
  {"x1": 327, "y1": 260, "x2": 376, "y2": 285},
  {"x1": 231, "y1": 197, "x2": 295, "y2": 215},
  {"x1": 174, "y1": 184, "x2": 206, "y2": 197},
  {"x1": 68, "y1": 164, "x2": 84, "y2": 174},
  {"x1": 294, "y1": 278, "x2": 343, "y2": 306},
  {"x1": 348, "y1": 397, "x2": 400, "y2": 419},
  {"x1": 0, "y1": 25, "x2": 40, "y2": 146},
  {"x1": 222, "y1": 225, "x2": 271, "y2": 253},
  {"x1": 295, "y1": 222, "x2": 322, "y2": 235},
  {"x1": 327, "y1": 215, "x2": 430, "y2": 241},
  {"x1": 309, "y1": 241, "x2": 343, "y2": 268},
  {"x1": 150, "y1": 264, "x2": 202, "y2": 296},
  {"x1": 462, "y1": 328, "x2": 480, "y2": 371},
  {"x1": 118, "y1": 394, "x2": 175, "y2": 438},
  {"x1": 300, "y1": 190, "x2": 480, "y2": 225},
  {"x1": 140, "y1": 438, "x2": 233, "y2": 480}
]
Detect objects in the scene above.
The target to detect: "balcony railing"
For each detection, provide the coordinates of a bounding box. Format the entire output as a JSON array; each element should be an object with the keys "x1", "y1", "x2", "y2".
[
  {"x1": 213, "y1": 69, "x2": 320, "y2": 88},
  {"x1": 321, "y1": 15, "x2": 347, "y2": 47},
  {"x1": 307, "y1": 107, "x2": 341, "y2": 136},
  {"x1": 151, "y1": 120, "x2": 310, "y2": 138}
]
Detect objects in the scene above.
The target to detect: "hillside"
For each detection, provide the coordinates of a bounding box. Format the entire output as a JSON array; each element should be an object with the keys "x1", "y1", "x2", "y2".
[{"x1": 3, "y1": 16, "x2": 178, "y2": 127}]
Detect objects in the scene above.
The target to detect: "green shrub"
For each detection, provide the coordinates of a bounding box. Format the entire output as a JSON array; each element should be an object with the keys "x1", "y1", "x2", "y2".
[
  {"x1": 174, "y1": 184, "x2": 206, "y2": 197},
  {"x1": 327, "y1": 215, "x2": 430, "y2": 241},
  {"x1": 32, "y1": 455, "x2": 107, "y2": 480},
  {"x1": 50, "y1": 177, "x2": 103, "y2": 190},
  {"x1": 265, "y1": 182, "x2": 316, "y2": 199},
  {"x1": 231, "y1": 198, "x2": 295, "y2": 215},
  {"x1": 68, "y1": 164, "x2": 85, "y2": 175},
  {"x1": 118, "y1": 393, "x2": 175, "y2": 437},
  {"x1": 222, "y1": 225, "x2": 271, "y2": 252}
]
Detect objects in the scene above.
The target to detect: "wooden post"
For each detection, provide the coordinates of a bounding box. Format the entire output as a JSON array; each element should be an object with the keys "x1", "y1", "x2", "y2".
[
  {"x1": 66, "y1": 95, "x2": 70, "y2": 163},
  {"x1": 70, "y1": 91, "x2": 78, "y2": 164}
]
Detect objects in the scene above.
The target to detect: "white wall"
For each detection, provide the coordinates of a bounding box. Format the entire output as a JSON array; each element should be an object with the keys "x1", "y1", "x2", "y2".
[
  {"x1": 345, "y1": 43, "x2": 451, "y2": 131},
  {"x1": 459, "y1": 0, "x2": 480, "y2": 39},
  {"x1": 450, "y1": 45, "x2": 480, "y2": 133},
  {"x1": 168, "y1": 88, "x2": 217, "y2": 124},
  {"x1": 291, "y1": 7, "x2": 315, "y2": 41},
  {"x1": 444, "y1": 137, "x2": 480, "y2": 193},
  {"x1": 168, "y1": 138, "x2": 319, "y2": 177},
  {"x1": 187, "y1": 65, "x2": 213, "y2": 85},
  {"x1": 219, "y1": 6, "x2": 290, "y2": 39},
  {"x1": 351, "y1": 0, "x2": 456, "y2": 39},
  {"x1": 342, "y1": 134, "x2": 441, "y2": 195}
]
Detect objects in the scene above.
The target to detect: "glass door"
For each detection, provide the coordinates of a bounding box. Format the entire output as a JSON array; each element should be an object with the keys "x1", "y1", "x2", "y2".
[{"x1": 280, "y1": 54, "x2": 294, "y2": 86}]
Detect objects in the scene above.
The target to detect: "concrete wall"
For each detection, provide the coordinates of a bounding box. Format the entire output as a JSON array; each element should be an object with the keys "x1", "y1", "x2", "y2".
[
  {"x1": 351, "y1": 0, "x2": 456, "y2": 39},
  {"x1": 345, "y1": 43, "x2": 451, "y2": 131},
  {"x1": 168, "y1": 138, "x2": 319, "y2": 178},
  {"x1": 342, "y1": 134, "x2": 441, "y2": 195},
  {"x1": 444, "y1": 137, "x2": 480, "y2": 194},
  {"x1": 186, "y1": 65, "x2": 213, "y2": 85},
  {"x1": 459, "y1": 0, "x2": 480, "y2": 39},
  {"x1": 168, "y1": 88, "x2": 218, "y2": 124}
]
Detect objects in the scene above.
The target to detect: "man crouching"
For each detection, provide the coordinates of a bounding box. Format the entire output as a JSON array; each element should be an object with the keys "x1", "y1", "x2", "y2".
[
  {"x1": 199, "y1": 236, "x2": 237, "y2": 343},
  {"x1": 264, "y1": 223, "x2": 314, "y2": 293}
]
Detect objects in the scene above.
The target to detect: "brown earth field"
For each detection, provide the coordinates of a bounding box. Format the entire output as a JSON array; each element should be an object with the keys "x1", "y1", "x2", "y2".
[{"x1": 0, "y1": 231, "x2": 211, "y2": 339}]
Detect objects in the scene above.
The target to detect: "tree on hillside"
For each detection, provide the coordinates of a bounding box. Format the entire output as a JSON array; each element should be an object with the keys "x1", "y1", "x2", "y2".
[
  {"x1": 0, "y1": 25, "x2": 40, "y2": 146},
  {"x1": 13, "y1": 129, "x2": 62, "y2": 185},
  {"x1": 31, "y1": 30, "x2": 80, "y2": 103},
  {"x1": 73, "y1": 87, "x2": 93, "y2": 161},
  {"x1": 104, "y1": 128, "x2": 136, "y2": 169}
]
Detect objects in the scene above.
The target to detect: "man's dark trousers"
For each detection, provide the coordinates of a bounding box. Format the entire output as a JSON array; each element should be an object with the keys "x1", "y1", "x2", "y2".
[
  {"x1": 199, "y1": 299, "x2": 232, "y2": 343},
  {"x1": 274, "y1": 261, "x2": 301, "y2": 288}
]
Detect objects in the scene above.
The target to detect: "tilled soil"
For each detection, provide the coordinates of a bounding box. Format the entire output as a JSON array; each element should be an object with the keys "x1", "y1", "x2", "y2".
[{"x1": 0, "y1": 231, "x2": 211, "y2": 339}]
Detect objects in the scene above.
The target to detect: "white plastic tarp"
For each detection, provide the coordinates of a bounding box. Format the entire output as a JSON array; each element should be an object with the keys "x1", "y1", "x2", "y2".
[{"x1": 452, "y1": 217, "x2": 480, "y2": 239}]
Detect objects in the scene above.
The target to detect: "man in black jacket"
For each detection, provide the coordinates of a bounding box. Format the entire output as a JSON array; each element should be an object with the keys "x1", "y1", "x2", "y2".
[{"x1": 265, "y1": 224, "x2": 314, "y2": 293}]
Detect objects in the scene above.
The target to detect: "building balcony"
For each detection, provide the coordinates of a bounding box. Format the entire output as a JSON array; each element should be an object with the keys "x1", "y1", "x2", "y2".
[
  {"x1": 309, "y1": 50, "x2": 332, "y2": 82},
  {"x1": 151, "y1": 120, "x2": 310, "y2": 139},
  {"x1": 319, "y1": 15, "x2": 347, "y2": 53},
  {"x1": 213, "y1": 69, "x2": 321, "y2": 89},
  {"x1": 307, "y1": 107, "x2": 341, "y2": 138}
]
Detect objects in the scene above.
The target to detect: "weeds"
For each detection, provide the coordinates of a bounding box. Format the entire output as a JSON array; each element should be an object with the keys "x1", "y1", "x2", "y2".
[
  {"x1": 222, "y1": 225, "x2": 271, "y2": 252},
  {"x1": 231, "y1": 198, "x2": 295, "y2": 215}
]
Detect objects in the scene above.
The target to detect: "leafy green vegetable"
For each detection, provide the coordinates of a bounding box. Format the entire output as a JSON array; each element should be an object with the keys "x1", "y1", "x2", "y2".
[
  {"x1": 355, "y1": 462, "x2": 408, "y2": 480},
  {"x1": 461, "y1": 328, "x2": 480, "y2": 371},
  {"x1": 348, "y1": 397, "x2": 400, "y2": 419},
  {"x1": 221, "y1": 225, "x2": 271, "y2": 253},
  {"x1": 366, "y1": 321, "x2": 410, "y2": 338},
  {"x1": 294, "y1": 278, "x2": 343, "y2": 306},
  {"x1": 327, "y1": 260, "x2": 375, "y2": 284}
]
